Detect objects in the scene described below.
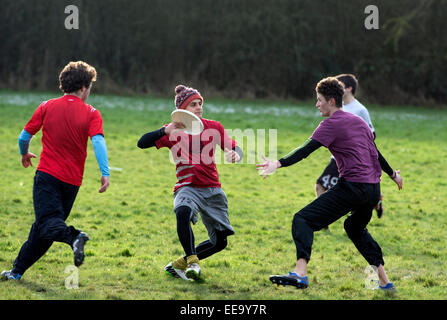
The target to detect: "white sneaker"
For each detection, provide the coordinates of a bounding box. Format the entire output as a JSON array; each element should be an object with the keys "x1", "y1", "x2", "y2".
[
  {"x1": 185, "y1": 263, "x2": 201, "y2": 280},
  {"x1": 164, "y1": 262, "x2": 192, "y2": 281}
]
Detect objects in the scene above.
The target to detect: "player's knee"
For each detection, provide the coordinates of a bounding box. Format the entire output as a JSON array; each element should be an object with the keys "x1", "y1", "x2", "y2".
[
  {"x1": 215, "y1": 237, "x2": 228, "y2": 252},
  {"x1": 175, "y1": 206, "x2": 192, "y2": 222},
  {"x1": 343, "y1": 218, "x2": 358, "y2": 238},
  {"x1": 214, "y1": 232, "x2": 228, "y2": 252},
  {"x1": 292, "y1": 214, "x2": 309, "y2": 236}
]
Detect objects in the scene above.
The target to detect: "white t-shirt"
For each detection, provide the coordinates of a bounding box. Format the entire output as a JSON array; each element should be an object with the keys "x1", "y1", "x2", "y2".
[{"x1": 343, "y1": 99, "x2": 375, "y2": 133}]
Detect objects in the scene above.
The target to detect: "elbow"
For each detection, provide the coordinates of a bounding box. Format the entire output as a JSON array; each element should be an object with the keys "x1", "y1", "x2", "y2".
[{"x1": 137, "y1": 137, "x2": 152, "y2": 149}]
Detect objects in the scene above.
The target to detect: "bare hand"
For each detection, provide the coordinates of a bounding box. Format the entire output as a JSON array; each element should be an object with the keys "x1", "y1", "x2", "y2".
[
  {"x1": 256, "y1": 155, "x2": 280, "y2": 179},
  {"x1": 21, "y1": 153, "x2": 37, "y2": 168},
  {"x1": 392, "y1": 170, "x2": 403, "y2": 190},
  {"x1": 165, "y1": 122, "x2": 186, "y2": 135},
  {"x1": 224, "y1": 148, "x2": 240, "y2": 163},
  {"x1": 99, "y1": 176, "x2": 109, "y2": 193}
]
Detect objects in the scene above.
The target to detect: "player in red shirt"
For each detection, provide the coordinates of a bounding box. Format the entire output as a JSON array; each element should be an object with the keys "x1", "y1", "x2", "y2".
[
  {"x1": 1, "y1": 61, "x2": 110, "y2": 281},
  {"x1": 138, "y1": 85, "x2": 242, "y2": 281}
]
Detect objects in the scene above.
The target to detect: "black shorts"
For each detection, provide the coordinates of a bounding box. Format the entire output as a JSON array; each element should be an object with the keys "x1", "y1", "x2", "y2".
[{"x1": 316, "y1": 158, "x2": 339, "y2": 190}]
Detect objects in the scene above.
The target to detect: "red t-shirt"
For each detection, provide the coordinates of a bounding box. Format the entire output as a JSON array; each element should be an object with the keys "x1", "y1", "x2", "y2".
[
  {"x1": 156, "y1": 118, "x2": 237, "y2": 193},
  {"x1": 24, "y1": 95, "x2": 104, "y2": 186}
]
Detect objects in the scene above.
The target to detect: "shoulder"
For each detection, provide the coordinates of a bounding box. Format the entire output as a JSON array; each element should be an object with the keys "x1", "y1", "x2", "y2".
[
  {"x1": 39, "y1": 97, "x2": 57, "y2": 108},
  {"x1": 354, "y1": 99, "x2": 367, "y2": 108},
  {"x1": 83, "y1": 103, "x2": 101, "y2": 118},
  {"x1": 352, "y1": 99, "x2": 369, "y2": 113},
  {"x1": 201, "y1": 118, "x2": 223, "y2": 129},
  {"x1": 329, "y1": 110, "x2": 363, "y2": 127}
]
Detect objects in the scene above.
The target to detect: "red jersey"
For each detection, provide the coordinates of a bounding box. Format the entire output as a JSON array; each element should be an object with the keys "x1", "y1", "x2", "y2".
[
  {"x1": 24, "y1": 95, "x2": 104, "y2": 186},
  {"x1": 156, "y1": 118, "x2": 236, "y2": 193}
]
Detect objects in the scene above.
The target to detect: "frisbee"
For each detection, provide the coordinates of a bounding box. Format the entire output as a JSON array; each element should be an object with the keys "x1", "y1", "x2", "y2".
[{"x1": 171, "y1": 109, "x2": 204, "y2": 135}]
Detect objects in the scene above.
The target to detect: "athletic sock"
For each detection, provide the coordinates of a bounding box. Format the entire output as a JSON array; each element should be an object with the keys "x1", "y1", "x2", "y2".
[
  {"x1": 173, "y1": 256, "x2": 188, "y2": 270},
  {"x1": 186, "y1": 254, "x2": 199, "y2": 265}
]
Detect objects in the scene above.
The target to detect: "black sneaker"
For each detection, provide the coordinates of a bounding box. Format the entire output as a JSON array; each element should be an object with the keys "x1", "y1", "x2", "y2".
[
  {"x1": 1, "y1": 270, "x2": 22, "y2": 281},
  {"x1": 72, "y1": 232, "x2": 90, "y2": 267},
  {"x1": 270, "y1": 272, "x2": 308, "y2": 289}
]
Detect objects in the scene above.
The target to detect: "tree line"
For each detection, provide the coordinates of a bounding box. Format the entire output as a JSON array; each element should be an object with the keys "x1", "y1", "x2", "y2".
[{"x1": 1, "y1": 0, "x2": 446, "y2": 106}]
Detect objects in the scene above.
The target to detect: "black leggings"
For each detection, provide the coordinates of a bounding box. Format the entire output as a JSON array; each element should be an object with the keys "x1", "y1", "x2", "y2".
[{"x1": 175, "y1": 206, "x2": 228, "y2": 260}]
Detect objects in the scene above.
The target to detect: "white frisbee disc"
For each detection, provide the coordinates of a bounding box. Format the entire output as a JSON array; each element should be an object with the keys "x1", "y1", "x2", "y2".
[{"x1": 171, "y1": 109, "x2": 204, "y2": 135}]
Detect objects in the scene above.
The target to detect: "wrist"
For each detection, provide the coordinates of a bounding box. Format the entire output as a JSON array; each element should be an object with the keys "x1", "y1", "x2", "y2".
[
  {"x1": 161, "y1": 126, "x2": 168, "y2": 135},
  {"x1": 276, "y1": 160, "x2": 282, "y2": 168},
  {"x1": 390, "y1": 170, "x2": 396, "y2": 179}
]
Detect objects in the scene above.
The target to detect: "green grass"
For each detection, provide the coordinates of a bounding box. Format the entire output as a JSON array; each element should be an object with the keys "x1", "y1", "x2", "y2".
[{"x1": 1, "y1": 90, "x2": 446, "y2": 300}]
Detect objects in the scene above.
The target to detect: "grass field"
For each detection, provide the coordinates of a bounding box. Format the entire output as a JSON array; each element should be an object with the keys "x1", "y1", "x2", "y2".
[{"x1": 1, "y1": 90, "x2": 446, "y2": 300}]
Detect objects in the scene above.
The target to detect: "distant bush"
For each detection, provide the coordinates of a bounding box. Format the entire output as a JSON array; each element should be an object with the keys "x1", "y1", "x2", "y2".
[{"x1": 1, "y1": 0, "x2": 446, "y2": 106}]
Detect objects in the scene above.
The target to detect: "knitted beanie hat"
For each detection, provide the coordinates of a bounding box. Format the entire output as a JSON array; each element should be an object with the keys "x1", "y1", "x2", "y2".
[{"x1": 174, "y1": 85, "x2": 203, "y2": 109}]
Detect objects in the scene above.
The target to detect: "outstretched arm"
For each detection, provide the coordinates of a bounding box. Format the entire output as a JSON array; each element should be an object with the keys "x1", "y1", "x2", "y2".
[
  {"x1": 256, "y1": 138, "x2": 322, "y2": 179},
  {"x1": 278, "y1": 138, "x2": 322, "y2": 167}
]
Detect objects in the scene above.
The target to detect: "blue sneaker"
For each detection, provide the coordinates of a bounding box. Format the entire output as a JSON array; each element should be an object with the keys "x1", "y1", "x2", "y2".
[
  {"x1": 1, "y1": 270, "x2": 22, "y2": 281},
  {"x1": 270, "y1": 272, "x2": 309, "y2": 289},
  {"x1": 379, "y1": 282, "x2": 396, "y2": 292}
]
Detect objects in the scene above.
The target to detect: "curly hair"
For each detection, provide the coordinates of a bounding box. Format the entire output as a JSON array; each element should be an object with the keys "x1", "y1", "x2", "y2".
[
  {"x1": 59, "y1": 61, "x2": 97, "y2": 93},
  {"x1": 315, "y1": 77, "x2": 344, "y2": 108}
]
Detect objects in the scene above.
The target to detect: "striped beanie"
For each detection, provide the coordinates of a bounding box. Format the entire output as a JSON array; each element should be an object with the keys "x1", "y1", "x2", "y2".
[{"x1": 174, "y1": 85, "x2": 203, "y2": 109}]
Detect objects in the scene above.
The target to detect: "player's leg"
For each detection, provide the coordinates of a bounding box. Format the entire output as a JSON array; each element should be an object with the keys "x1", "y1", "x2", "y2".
[
  {"x1": 270, "y1": 178, "x2": 356, "y2": 288},
  {"x1": 33, "y1": 172, "x2": 80, "y2": 245},
  {"x1": 292, "y1": 181, "x2": 355, "y2": 260},
  {"x1": 60, "y1": 181, "x2": 90, "y2": 267},
  {"x1": 195, "y1": 229, "x2": 230, "y2": 260},
  {"x1": 343, "y1": 183, "x2": 394, "y2": 290},
  {"x1": 164, "y1": 205, "x2": 197, "y2": 281},
  {"x1": 343, "y1": 183, "x2": 383, "y2": 266},
  {"x1": 175, "y1": 205, "x2": 196, "y2": 257},
  {"x1": 185, "y1": 188, "x2": 234, "y2": 280},
  {"x1": 197, "y1": 188, "x2": 234, "y2": 260},
  {"x1": 374, "y1": 193, "x2": 384, "y2": 218},
  {"x1": 6, "y1": 222, "x2": 53, "y2": 280},
  {"x1": 315, "y1": 158, "x2": 339, "y2": 196},
  {"x1": 4, "y1": 171, "x2": 79, "y2": 279},
  {"x1": 166, "y1": 187, "x2": 200, "y2": 280},
  {"x1": 315, "y1": 158, "x2": 340, "y2": 230},
  {"x1": 162, "y1": 205, "x2": 196, "y2": 281},
  {"x1": 315, "y1": 182, "x2": 327, "y2": 198}
]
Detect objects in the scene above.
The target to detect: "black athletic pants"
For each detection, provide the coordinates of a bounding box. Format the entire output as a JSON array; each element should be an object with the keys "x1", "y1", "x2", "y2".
[
  {"x1": 292, "y1": 177, "x2": 385, "y2": 267},
  {"x1": 12, "y1": 171, "x2": 80, "y2": 275}
]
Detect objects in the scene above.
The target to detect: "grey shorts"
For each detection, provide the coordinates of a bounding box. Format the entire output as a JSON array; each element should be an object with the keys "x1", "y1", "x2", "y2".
[{"x1": 173, "y1": 186, "x2": 235, "y2": 244}]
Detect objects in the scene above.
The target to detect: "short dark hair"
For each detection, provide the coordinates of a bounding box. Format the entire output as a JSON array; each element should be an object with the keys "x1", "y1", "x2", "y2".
[
  {"x1": 336, "y1": 73, "x2": 358, "y2": 95},
  {"x1": 59, "y1": 61, "x2": 97, "y2": 93},
  {"x1": 315, "y1": 77, "x2": 344, "y2": 108}
]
